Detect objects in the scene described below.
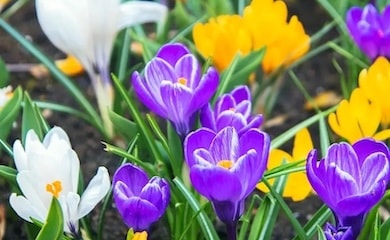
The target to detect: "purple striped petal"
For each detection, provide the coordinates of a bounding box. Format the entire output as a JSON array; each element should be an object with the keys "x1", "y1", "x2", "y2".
[
  {"x1": 113, "y1": 164, "x2": 148, "y2": 196},
  {"x1": 200, "y1": 104, "x2": 217, "y2": 130},
  {"x1": 231, "y1": 85, "x2": 250, "y2": 103},
  {"x1": 184, "y1": 128, "x2": 215, "y2": 167},
  {"x1": 189, "y1": 165, "x2": 242, "y2": 201},
  {"x1": 361, "y1": 152, "x2": 389, "y2": 192},
  {"x1": 209, "y1": 127, "x2": 239, "y2": 162},
  {"x1": 156, "y1": 43, "x2": 190, "y2": 66},
  {"x1": 353, "y1": 138, "x2": 390, "y2": 167},
  {"x1": 325, "y1": 143, "x2": 360, "y2": 183},
  {"x1": 216, "y1": 111, "x2": 246, "y2": 132},
  {"x1": 175, "y1": 54, "x2": 201, "y2": 89},
  {"x1": 190, "y1": 67, "x2": 219, "y2": 112}
]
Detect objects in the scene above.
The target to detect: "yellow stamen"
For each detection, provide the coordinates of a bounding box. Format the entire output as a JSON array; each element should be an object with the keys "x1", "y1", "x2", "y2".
[
  {"x1": 229, "y1": 108, "x2": 235, "y2": 112},
  {"x1": 132, "y1": 231, "x2": 148, "y2": 240},
  {"x1": 46, "y1": 180, "x2": 62, "y2": 198},
  {"x1": 217, "y1": 160, "x2": 234, "y2": 169},
  {"x1": 178, "y1": 77, "x2": 187, "y2": 85}
]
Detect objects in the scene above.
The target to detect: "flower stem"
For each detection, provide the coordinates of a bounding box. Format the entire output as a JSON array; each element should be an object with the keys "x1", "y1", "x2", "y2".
[{"x1": 225, "y1": 221, "x2": 237, "y2": 240}]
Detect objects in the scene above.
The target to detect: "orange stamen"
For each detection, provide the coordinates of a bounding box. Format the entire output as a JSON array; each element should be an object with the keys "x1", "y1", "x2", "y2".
[
  {"x1": 217, "y1": 160, "x2": 234, "y2": 169},
  {"x1": 46, "y1": 180, "x2": 63, "y2": 198},
  {"x1": 178, "y1": 77, "x2": 187, "y2": 85}
]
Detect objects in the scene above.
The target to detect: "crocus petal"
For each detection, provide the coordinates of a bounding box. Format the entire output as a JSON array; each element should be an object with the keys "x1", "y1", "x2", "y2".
[
  {"x1": 78, "y1": 167, "x2": 110, "y2": 218},
  {"x1": 117, "y1": 1, "x2": 168, "y2": 30},
  {"x1": 43, "y1": 126, "x2": 71, "y2": 148},
  {"x1": 200, "y1": 104, "x2": 217, "y2": 130},
  {"x1": 231, "y1": 85, "x2": 251, "y2": 103},
  {"x1": 216, "y1": 111, "x2": 246, "y2": 131},
  {"x1": 144, "y1": 58, "x2": 177, "y2": 100},
  {"x1": 215, "y1": 95, "x2": 235, "y2": 114},
  {"x1": 132, "y1": 72, "x2": 167, "y2": 117},
  {"x1": 352, "y1": 138, "x2": 390, "y2": 167},
  {"x1": 35, "y1": 0, "x2": 90, "y2": 66},
  {"x1": 175, "y1": 54, "x2": 201, "y2": 89},
  {"x1": 9, "y1": 193, "x2": 45, "y2": 223},
  {"x1": 113, "y1": 164, "x2": 149, "y2": 197},
  {"x1": 232, "y1": 149, "x2": 259, "y2": 198},
  {"x1": 209, "y1": 127, "x2": 239, "y2": 162},
  {"x1": 190, "y1": 67, "x2": 219, "y2": 111},
  {"x1": 156, "y1": 43, "x2": 190, "y2": 66},
  {"x1": 336, "y1": 180, "x2": 386, "y2": 216},
  {"x1": 121, "y1": 198, "x2": 160, "y2": 231},
  {"x1": 160, "y1": 81, "x2": 193, "y2": 135},
  {"x1": 59, "y1": 192, "x2": 80, "y2": 233},
  {"x1": 13, "y1": 140, "x2": 28, "y2": 171},
  {"x1": 325, "y1": 143, "x2": 360, "y2": 183},
  {"x1": 292, "y1": 128, "x2": 313, "y2": 161},
  {"x1": 360, "y1": 152, "x2": 389, "y2": 192},
  {"x1": 190, "y1": 165, "x2": 242, "y2": 201},
  {"x1": 148, "y1": 177, "x2": 170, "y2": 211},
  {"x1": 184, "y1": 128, "x2": 216, "y2": 167}
]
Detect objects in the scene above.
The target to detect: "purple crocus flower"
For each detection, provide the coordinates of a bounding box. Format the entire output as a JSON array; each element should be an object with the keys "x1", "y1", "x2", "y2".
[
  {"x1": 346, "y1": 4, "x2": 390, "y2": 60},
  {"x1": 113, "y1": 163, "x2": 170, "y2": 231},
  {"x1": 306, "y1": 138, "x2": 390, "y2": 238},
  {"x1": 132, "y1": 43, "x2": 219, "y2": 137},
  {"x1": 324, "y1": 223, "x2": 353, "y2": 240},
  {"x1": 184, "y1": 127, "x2": 270, "y2": 225},
  {"x1": 200, "y1": 85, "x2": 263, "y2": 136}
]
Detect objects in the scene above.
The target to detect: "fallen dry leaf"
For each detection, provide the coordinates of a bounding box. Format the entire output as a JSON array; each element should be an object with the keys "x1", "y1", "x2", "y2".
[{"x1": 304, "y1": 90, "x2": 341, "y2": 110}]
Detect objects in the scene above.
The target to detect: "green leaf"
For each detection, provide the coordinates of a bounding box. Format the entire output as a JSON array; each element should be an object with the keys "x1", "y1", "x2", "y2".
[
  {"x1": 380, "y1": 216, "x2": 390, "y2": 240},
  {"x1": 21, "y1": 92, "x2": 43, "y2": 144},
  {"x1": 173, "y1": 178, "x2": 219, "y2": 240},
  {"x1": 0, "y1": 165, "x2": 17, "y2": 186},
  {"x1": 317, "y1": 226, "x2": 326, "y2": 240},
  {"x1": 108, "y1": 110, "x2": 138, "y2": 141},
  {"x1": 0, "y1": 57, "x2": 9, "y2": 87},
  {"x1": 229, "y1": 47, "x2": 266, "y2": 88},
  {"x1": 0, "y1": 86, "x2": 22, "y2": 140},
  {"x1": 292, "y1": 204, "x2": 332, "y2": 240},
  {"x1": 35, "y1": 197, "x2": 64, "y2": 240}
]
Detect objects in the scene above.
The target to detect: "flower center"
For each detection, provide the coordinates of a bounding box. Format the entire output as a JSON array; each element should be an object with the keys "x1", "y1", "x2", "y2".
[
  {"x1": 229, "y1": 108, "x2": 235, "y2": 112},
  {"x1": 46, "y1": 180, "x2": 63, "y2": 198},
  {"x1": 217, "y1": 160, "x2": 234, "y2": 169},
  {"x1": 178, "y1": 77, "x2": 187, "y2": 85}
]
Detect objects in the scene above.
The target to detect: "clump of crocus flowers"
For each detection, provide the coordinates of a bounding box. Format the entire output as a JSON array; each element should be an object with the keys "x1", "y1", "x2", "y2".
[
  {"x1": 193, "y1": 0, "x2": 310, "y2": 74},
  {"x1": 306, "y1": 138, "x2": 390, "y2": 238}
]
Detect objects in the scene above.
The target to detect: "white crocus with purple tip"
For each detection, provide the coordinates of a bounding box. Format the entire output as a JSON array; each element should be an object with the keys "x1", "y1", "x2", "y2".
[
  {"x1": 10, "y1": 127, "x2": 110, "y2": 234},
  {"x1": 35, "y1": 0, "x2": 168, "y2": 137}
]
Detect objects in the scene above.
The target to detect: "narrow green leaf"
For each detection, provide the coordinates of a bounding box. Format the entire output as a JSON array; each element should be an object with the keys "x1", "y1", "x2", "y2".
[
  {"x1": 0, "y1": 86, "x2": 22, "y2": 140},
  {"x1": 0, "y1": 57, "x2": 9, "y2": 87},
  {"x1": 238, "y1": 194, "x2": 262, "y2": 240},
  {"x1": 317, "y1": 226, "x2": 326, "y2": 240},
  {"x1": 108, "y1": 110, "x2": 138, "y2": 141},
  {"x1": 22, "y1": 92, "x2": 43, "y2": 144},
  {"x1": 35, "y1": 197, "x2": 64, "y2": 240},
  {"x1": 292, "y1": 204, "x2": 332, "y2": 240},
  {"x1": 271, "y1": 107, "x2": 336, "y2": 149},
  {"x1": 0, "y1": 138, "x2": 12, "y2": 156},
  {"x1": 0, "y1": 165, "x2": 17, "y2": 186},
  {"x1": 248, "y1": 195, "x2": 275, "y2": 240},
  {"x1": 173, "y1": 178, "x2": 219, "y2": 240},
  {"x1": 380, "y1": 216, "x2": 390, "y2": 240}
]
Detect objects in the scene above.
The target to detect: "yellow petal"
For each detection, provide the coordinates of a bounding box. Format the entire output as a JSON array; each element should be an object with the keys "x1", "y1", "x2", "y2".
[
  {"x1": 282, "y1": 172, "x2": 312, "y2": 201},
  {"x1": 0, "y1": 0, "x2": 11, "y2": 11},
  {"x1": 256, "y1": 149, "x2": 291, "y2": 193},
  {"x1": 373, "y1": 129, "x2": 390, "y2": 141},
  {"x1": 55, "y1": 55, "x2": 84, "y2": 76},
  {"x1": 292, "y1": 128, "x2": 313, "y2": 161},
  {"x1": 192, "y1": 15, "x2": 252, "y2": 72}
]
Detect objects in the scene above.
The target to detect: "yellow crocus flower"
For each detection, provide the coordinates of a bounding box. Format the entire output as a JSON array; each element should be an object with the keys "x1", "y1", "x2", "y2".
[
  {"x1": 328, "y1": 87, "x2": 390, "y2": 143},
  {"x1": 257, "y1": 128, "x2": 313, "y2": 202},
  {"x1": 132, "y1": 231, "x2": 148, "y2": 240},
  {"x1": 243, "y1": 0, "x2": 310, "y2": 74},
  {"x1": 359, "y1": 56, "x2": 390, "y2": 127},
  {"x1": 193, "y1": 15, "x2": 252, "y2": 72}
]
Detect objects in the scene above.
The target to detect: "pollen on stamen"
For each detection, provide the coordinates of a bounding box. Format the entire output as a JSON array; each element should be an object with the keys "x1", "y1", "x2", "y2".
[
  {"x1": 178, "y1": 77, "x2": 187, "y2": 85},
  {"x1": 217, "y1": 160, "x2": 234, "y2": 169},
  {"x1": 46, "y1": 180, "x2": 63, "y2": 198}
]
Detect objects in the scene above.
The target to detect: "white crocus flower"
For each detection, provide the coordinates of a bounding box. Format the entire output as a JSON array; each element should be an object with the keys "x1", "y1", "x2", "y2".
[
  {"x1": 35, "y1": 0, "x2": 168, "y2": 137},
  {"x1": 10, "y1": 127, "x2": 110, "y2": 233}
]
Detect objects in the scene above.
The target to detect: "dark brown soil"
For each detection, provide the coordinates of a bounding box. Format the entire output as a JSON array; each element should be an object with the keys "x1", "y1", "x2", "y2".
[{"x1": 0, "y1": 0, "x2": 340, "y2": 239}]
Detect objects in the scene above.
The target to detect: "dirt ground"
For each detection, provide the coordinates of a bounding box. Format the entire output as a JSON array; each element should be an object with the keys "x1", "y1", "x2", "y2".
[{"x1": 0, "y1": 0, "x2": 341, "y2": 239}]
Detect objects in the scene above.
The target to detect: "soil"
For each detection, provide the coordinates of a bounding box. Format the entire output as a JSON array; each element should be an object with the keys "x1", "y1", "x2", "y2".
[{"x1": 0, "y1": 0, "x2": 341, "y2": 239}]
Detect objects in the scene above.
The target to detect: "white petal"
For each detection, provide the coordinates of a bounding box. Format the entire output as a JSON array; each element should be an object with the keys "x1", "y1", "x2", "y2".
[
  {"x1": 77, "y1": 167, "x2": 110, "y2": 218},
  {"x1": 12, "y1": 140, "x2": 27, "y2": 171},
  {"x1": 17, "y1": 171, "x2": 49, "y2": 214},
  {"x1": 35, "y1": 0, "x2": 91, "y2": 68},
  {"x1": 10, "y1": 193, "x2": 46, "y2": 223},
  {"x1": 117, "y1": 1, "x2": 168, "y2": 30},
  {"x1": 43, "y1": 126, "x2": 71, "y2": 148},
  {"x1": 59, "y1": 193, "x2": 80, "y2": 233}
]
